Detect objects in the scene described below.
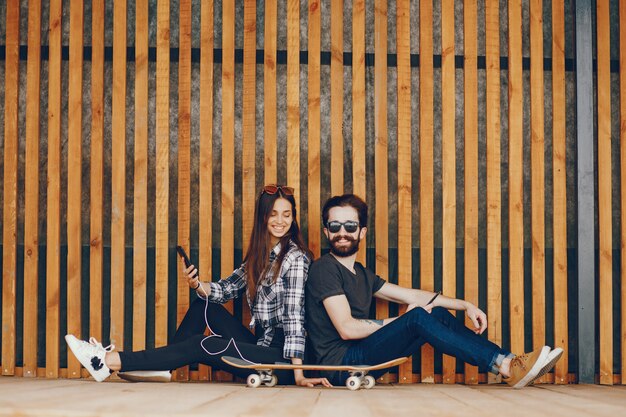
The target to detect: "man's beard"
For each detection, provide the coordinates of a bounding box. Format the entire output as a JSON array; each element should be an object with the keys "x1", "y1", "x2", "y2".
[{"x1": 329, "y1": 234, "x2": 360, "y2": 257}]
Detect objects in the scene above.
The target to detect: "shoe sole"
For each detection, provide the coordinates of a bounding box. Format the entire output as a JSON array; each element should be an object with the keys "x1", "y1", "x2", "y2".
[
  {"x1": 530, "y1": 348, "x2": 564, "y2": 385},
  {"x1": 118, "y1": 372, "x2": 171, "y2": 383},
  {"x1": 64, "y1": 335, "x2": 107, "y2": 382},
  {"x1": 511, "y1": 346, "x2": 551, "y2": 389}
]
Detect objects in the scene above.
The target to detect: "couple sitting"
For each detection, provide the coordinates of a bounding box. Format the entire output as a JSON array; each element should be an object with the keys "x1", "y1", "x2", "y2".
[{"x1": 66, "y1": 185, "x2": 562, "y2": 388}]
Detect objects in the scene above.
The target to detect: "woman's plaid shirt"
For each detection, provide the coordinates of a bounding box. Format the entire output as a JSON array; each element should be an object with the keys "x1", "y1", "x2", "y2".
[{"x1": 206, "y1": 240, "x2": 311, "y2": 359}]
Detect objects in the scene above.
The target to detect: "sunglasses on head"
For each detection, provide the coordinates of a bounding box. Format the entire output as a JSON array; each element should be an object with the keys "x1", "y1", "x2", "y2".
[
  {"x1": 326, "y1": 220, "x2": 360, "y2": 234},
  {"x1": 262, "y1": 184, "x2": 294, "y2": 196}
]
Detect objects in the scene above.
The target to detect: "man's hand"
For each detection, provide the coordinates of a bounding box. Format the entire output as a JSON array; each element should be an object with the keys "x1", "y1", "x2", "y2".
[
  {"x1": 296, "y1": 376, "x2": 333, "y2": 388},
  {"x1": 465, "y1": 302, "x2": 487, "y2": 334}
]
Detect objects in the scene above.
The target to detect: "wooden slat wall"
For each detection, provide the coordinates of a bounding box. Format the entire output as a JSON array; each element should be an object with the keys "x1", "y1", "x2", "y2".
[
  {"x1": 621, "y1": 0, "x2": 626, "y2": 387},
  {"x1": 111, "y1": 0, "x2": 127, "y2": 350},
  {"x1": 307, "y1": 0, "x2": 321, "y2": 258},
  {"x1": 374, "y1": 0, "x2": 389, "y2": 326},
  {"x1": 176, "y1": 0, "x2": 192, "y2": 381},
  {"x1": 22, "y1": 0, "x2": 41, "y2": 378},
  {"x1": 508, "y1": 0, "x2": 525, "y2": 358},
  {"x1": 352, "y1": 0, "x2": 366, "y2": 265},
  {"x1": 596, "y1": 0, "x2": 613, "y2": 386},
  {"x1": 67, "y1": 0, "x2": 84, "y2": 379},
  {"x1": 396, "y1": 0, "x2": 412, "y2": 384},
  {"x1": 133, "y1": 0, "x2": 149, "y2": 353},
  {"x1": 287, "y1": 0, "x2": 300, "y2": 214},
  {"x1": 552, "y1": 0, "x2": 569, "y2": 385},
  {"x1": 242, "y1": 0, "x2": 256, "y2": 331},
  {"x1": 485, "y1": 0, "x2": 502, "y2": 384},
  {"x1": 264, "y1": 0, "x2": 277, "y2": 184},
  {"x1": 1, "y1": 0, "x2": 20, "y2": 377},
  {"x1": 441, "y1": 0, "x2": 456, "y2": 384},
  {"x1": 530, "y1": 0, "x2": 546, "y2": 384},
  {"x1": 199, "y1": 0, "x2": 214, "y2": 382},
  {"x1": 155, "y1": 0, "x2": 170, "y2": 348},
  {"x1": 330, "y1": 0, "x2": 343, "y2": 195},
  {"x1": 46, "y1": 0, "x2": 62, "y2": 379},
  {"x1": 90, "y1": 0, "x2": 105, "y2": 351},
  {"x1": 419, "y1": 0, "x2": 435, "y2": 384},
  {"x1": 5, "y1": 0, "x2": 626, "y2": 386},
  {"x1": 463, "y1": 0, "x2": 480, "y2": 385}
]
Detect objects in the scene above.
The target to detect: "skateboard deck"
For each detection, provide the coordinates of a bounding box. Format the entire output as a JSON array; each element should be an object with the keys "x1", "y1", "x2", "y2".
[{"x1": 221, "y1": 356, "x2": 408, "y2": 390}]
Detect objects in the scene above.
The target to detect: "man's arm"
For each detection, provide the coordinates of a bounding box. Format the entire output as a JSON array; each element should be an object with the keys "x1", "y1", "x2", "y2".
[
  {"x1": 322, "y1": 294, "x2": 396, "y2": 340},
  {"x1": 374, "y1": 282, "x2": 488, "y2": 334}
]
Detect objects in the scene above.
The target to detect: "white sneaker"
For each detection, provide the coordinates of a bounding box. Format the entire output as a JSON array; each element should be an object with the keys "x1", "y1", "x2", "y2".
[
  {"x1": 531, "y1": 347, "x2": 564, "y2": 384},
  {"x1": 118, "y1": 370, "x2": 172, "y2": 383},
  {"x1": 65, "y1": 334, "x2": 115, "y2": 382}
]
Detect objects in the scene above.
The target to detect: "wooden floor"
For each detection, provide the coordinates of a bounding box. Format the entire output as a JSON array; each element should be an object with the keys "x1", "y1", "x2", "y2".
[{"x1": 1, "y1": 377, "x2": 625, "y2": 417}]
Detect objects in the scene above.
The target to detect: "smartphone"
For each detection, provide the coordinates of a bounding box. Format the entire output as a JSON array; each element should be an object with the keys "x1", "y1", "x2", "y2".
[{"x1": 176, "y1": 245, "x2": 193, "y2": 268}]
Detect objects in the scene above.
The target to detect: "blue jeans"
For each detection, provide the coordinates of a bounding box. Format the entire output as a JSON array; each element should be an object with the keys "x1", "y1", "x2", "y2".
[{"x1": 336, "y1": 307, "x2": 511, "y2": 385}]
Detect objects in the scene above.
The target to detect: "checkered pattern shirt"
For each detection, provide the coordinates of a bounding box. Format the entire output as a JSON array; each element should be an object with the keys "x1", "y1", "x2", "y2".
[{"x1": 206, "y1": 240, "x2": 310, "y2": 359}]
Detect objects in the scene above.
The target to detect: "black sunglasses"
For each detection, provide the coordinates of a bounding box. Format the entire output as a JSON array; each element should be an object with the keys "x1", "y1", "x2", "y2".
[{"x1": 326, "y1": 220, "x2": 360, "y2": 234}]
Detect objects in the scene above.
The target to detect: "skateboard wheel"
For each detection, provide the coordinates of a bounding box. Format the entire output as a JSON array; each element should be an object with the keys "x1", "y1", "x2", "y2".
[
  {"x1": 362, "y1": 375, "x2": 375, "y2": 389},
  {"x1": 247, "y1": 374, "x2": 262, "y2": 388},
  {"x1": 265, "y1": 375, "x2": 278, "y2": 387},
  {"x1": 346, "y1": 376, "x2": 361, "y2": 391}
]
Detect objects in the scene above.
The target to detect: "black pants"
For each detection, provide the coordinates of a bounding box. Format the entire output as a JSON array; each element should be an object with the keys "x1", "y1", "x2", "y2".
[{"x1": 118, "y1": 297, "x2": 295, "y2": 384}]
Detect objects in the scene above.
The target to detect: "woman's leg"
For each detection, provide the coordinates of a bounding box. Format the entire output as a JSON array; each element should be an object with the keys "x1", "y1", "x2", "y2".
[
  {"x1": 118, "y1": 334, "x2": 295, "y2": 384},
  {"x1": 170, "y1": 298, "x2": 256, "y2": 345}
]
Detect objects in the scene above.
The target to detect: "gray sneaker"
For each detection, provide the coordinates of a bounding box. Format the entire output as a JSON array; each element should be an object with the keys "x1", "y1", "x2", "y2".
[
  {"x1": 118, "y1": 370, "x2": 172, "y2": 383},
  {"x1": 65, "y1": 334, "x2": 114, "y2": 382}
]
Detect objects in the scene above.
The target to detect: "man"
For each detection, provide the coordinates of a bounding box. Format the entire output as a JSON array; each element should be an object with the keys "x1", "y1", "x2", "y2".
[{"x1": 305, "y1": 194, "x2": 562, "y2": 388}]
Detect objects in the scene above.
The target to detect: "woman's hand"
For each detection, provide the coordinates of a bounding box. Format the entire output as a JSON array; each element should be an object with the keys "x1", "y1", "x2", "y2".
[
  {"x1": 181, "y1": 259, "x2": 200, "y2": 290},
  {"x1": 295, "y1": 376, "x2": 333, "y2": 388},
  {"x1": 464, "y1": 302, "x2": 487, "y2": 334}
]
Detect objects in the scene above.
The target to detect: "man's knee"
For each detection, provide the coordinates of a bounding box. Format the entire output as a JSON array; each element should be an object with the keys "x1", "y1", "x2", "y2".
[{"x1": 430, "y1": 306, "x2": 455, "y2": 321}]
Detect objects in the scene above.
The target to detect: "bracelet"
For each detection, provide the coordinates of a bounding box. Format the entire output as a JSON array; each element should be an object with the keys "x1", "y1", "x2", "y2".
[{"x1": 193, "y1": 281, "x2": 201, "y2": 290}]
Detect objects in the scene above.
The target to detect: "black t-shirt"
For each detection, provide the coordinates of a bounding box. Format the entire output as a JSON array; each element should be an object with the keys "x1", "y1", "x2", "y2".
[{"x1": 305, "y1": 253, "x2": 386, "y2": 370}]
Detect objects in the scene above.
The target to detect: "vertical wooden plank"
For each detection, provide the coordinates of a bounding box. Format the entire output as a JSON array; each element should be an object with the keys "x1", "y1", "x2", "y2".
[
  {"x1": 67, "y1": 0, "x2": 84, "y2": 379},
  {"x1": 287, "y1": 0, "x2": 300, "y2": 212},
  {"x1": 396, "y1": 0, "x2": 412, "y2": 384},
  {"x1": 222, "y1": 0, "x2": 236, "y2": 312},
  {"x1": 463, "y1": 0, "x2": 479, "y2": 385},
  {"x1": 308, "y1": 0, "x2": 321, "y2": 258},
  {"x1": 552, "y1": 0, "x2": 569, "y2": 385},
  {"x1": 1, "y1": 0, "x2": 20, "y2": 377},
  {"x1": 352, "y1": 0, "x2": 366, "y2": 265},
  {"x1": 47, "y1": 0, "x2": 62, "y2": 379},
  {"x1": 508, "y1": 0, "x2": 525, "y2": 356},
  {"x1": 90, "y1": 0, "x2": 105, "y2": 348},
  {"x1": 175, "y1": 0, "x2": 192, "y2": 381},
  {"x1": 375, "y1": 0, "x2": 389, "y2": 325},
  {"x1": 155, "y1": 0, "x2": 170, "y2": 348},
  {"x1": 330, "y1": 0, "x2": 343, "y2": 195},
  {"x1": 264, "y1": 0, "x2": 277, "y2": 183},
  {"x1": 485, "y1": 0, "x2": 502, "y2": 384},
  {"x1": 111, "y1": 0, "x2": 127, "y2": 350},
  {"x1": 441, "y1": 0, "x2": 456, "y2": 384},
  {"x1": 23, "y1": 0, "x2": 42, "y2": 378},
  {"x1": 530, "y1": 0, "x2": 546, "y2": 382},
  {"x1": 621, "y1": 0, "x2": 626, "y2": 387},
  {"x1": 596, "y1": 0, "x2": 613, "y2": 385},
  {"x1": 134, "y1": 0, "x2": 149, "y2": 353},
  {"x1": 419, "y1": 0, "x2": 435, "y2": 383},
  {"x1": 198, "y1": 0, "x2": 214, "y2": 381},
  {"x1": 242, "y1": 0, "x2": 256, "y2": 336}
]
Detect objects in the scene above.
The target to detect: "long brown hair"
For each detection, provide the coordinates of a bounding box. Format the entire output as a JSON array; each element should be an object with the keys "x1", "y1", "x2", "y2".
[{"x1": 244, "y1": 187, "x2": 311, "y2": 303}]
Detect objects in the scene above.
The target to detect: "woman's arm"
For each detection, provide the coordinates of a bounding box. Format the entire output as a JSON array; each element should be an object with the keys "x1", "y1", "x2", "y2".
[{"x1": 181, "y1": 259, "x2": 246, "y2": 303}]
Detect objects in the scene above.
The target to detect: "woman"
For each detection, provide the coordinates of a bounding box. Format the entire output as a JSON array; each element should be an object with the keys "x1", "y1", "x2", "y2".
[{"x1": 66, "y1": 184, "x2": 330, "y2": 387}]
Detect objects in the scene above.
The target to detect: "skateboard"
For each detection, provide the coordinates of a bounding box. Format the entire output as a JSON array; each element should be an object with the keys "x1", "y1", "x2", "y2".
[{"x1": 221, "y1": 356, "x2": 408, "y2": 390}]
